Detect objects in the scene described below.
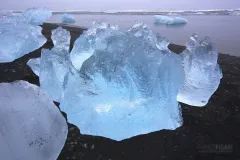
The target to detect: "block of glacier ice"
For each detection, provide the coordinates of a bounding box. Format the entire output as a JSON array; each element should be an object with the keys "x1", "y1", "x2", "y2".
[
  {"x1": 23, "y1": 7, "x2": 52, "y2": 25},
  {"x1": 0, "y1": 8, "x2": 52, "y2": 63},
  {"x1": 0, "y1": 22, "x2": 47, "y2": 63},
  {"x1": 177, "y1": 34, "x2": 222, "y2": 106},
  {"x1": 60, "y1": 22, "x2": 185, "y2": 140},
  {"x1": 39, "y1": 27, "x2": 71, "y2": 102},
  {"x1": 154, "y1": 15, "x2": 187, "y2": 25},
  {"x1": 27, "y1": 58, "x2": 40, "y2": 76},
  {"x1": 0, "y1": 81, "x2": 68, "y2": 160},
  {"x1": 60, "y1": 14, "x2": 76, "y2": 24}
]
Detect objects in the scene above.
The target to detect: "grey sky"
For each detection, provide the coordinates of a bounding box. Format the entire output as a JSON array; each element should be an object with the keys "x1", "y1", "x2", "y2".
[{"x1": 1, "y1": 0, "x2": 240, "y2": 11}]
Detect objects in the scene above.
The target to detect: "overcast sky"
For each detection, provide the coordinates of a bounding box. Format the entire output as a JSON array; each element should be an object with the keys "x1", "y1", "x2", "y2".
[{"x1": 1, "y1": 0, "x2": 240, "y2": 11}]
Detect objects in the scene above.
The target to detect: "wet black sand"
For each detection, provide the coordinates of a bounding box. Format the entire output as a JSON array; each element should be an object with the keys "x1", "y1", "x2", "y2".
[{"x1": 0, "y1": 23, "x2": 240, "y2": 160}]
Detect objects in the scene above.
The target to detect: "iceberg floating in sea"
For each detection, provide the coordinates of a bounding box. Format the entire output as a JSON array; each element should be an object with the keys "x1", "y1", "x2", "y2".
[
  {"x1": 0, "y1": 80, "x2": 68, "y2": 160},
  {"x1": 60, "y1": 14, "x2": 76, "y2": 24},
  {"x1": 154, "y1": 15, "x2": 187, "y2": 25}
]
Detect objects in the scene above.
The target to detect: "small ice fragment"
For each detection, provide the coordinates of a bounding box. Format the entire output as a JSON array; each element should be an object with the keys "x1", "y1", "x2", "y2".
[
  {"x1": 156, "y1": 34, "x2": 170, "y2": 50},
  {"x1": 51, "y1": 26, "x2": 71, "y2": 53}
]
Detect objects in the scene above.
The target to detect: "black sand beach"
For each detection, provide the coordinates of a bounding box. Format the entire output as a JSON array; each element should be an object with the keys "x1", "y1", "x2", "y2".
[{"x1": 0, "y1": 23, "x2": 240, "y2": 160}]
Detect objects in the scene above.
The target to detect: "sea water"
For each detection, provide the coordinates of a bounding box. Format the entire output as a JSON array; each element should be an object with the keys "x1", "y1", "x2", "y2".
[{"x1": 48, "y1": 14, "x2": 240, "y2": 56}]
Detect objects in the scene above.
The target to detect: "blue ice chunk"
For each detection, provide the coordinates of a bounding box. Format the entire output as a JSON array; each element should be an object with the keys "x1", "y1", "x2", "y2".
[
  {"x1": 23, "y1": 7, "x2": 52, "y2": 25},
  {"x1": 27, "y1": 58, "x2": 40, "y2": 76},
  {"x1": 154, "y1": 15, "x2": 187, "y2": 25},
  {"x1": 177, "y1": 34, "x2": 223, "y2": 106},
  {"x1": 0, "y1": 8, "x2": 49, "y2": 63},
  {"x1": 39, "y1": 27, "x2": 71, "y2": 102},
  {"x1": 60, "y1": 22, "x2": 185, "y2": 140},
  {"x1": 60, "y1": 14, "x2": 76, "y2": 24},
  {"x1": 51, "y1": 26, "x2": 71, "y2": 53},
  {"x1": 70, "y1": 21, "x2": 119, "y2": 70},
  {"x1": 0, "y1": 22, "x2": 46, "y2": 63}
]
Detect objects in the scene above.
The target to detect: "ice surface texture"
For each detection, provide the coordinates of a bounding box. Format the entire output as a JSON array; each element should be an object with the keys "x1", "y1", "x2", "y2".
[
  {"x1": 69, "y1": 22, "x2": 118, "y2": 70},
  {"x1": 177, "y1": 34, "x2": 222, "y2": 106},
  {"x1": 0, "y1": 7, "x2": 51, "y2": 63},
  {"x1": 0, "y1": 81, "x2": 68, "y2": 160},
  {"x1": 60, "y1": 22, "x2": 185, "y2": 140},
  {"x1": 60, "y1": 14, "x2": 76, "y2": 24},
  {"x1": 39, "y1": 27, "x2": 71, "y2": 102},
  {"x1": 154, "y1": 15, "x2": 187, "y2": 25}
]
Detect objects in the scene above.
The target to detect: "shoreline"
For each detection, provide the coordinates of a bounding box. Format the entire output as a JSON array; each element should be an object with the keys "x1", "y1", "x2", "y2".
[{"x1": 0, "y1": 23, "x2": 240, "y2": 160}]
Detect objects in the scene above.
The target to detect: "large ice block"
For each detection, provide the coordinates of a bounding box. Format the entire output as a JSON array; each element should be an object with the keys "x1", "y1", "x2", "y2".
[
  {"x1": 177, "y1": 34, "x2": 223, "y2": 106},
  {"x1": 28, "y1": 21, "x2": 222, "y2": 141},
  {"x1": 60, "y1": 22, "x2": 185, "y2": 140},
  {"x1": 23, "y1": 7, "x2": 52, "y2": 25},
  {"x1": 0, "y1": 8, "x2": 47, "y2": 63},
  {"x1": 0, "y1": 22, "x2": 47, "y2": 63},
  {"x1": 0, "y1": 81, "x2": 68, "y2": 160}
]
